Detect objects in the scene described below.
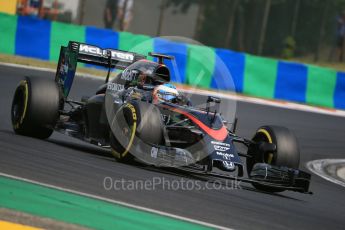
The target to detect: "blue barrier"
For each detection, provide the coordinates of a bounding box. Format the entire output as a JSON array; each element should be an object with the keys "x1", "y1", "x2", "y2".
[
  {"x1": 85, "y1": 26, "x2": 119, "y2": 69},
  {"x1": 1, "y1": 13, "x2": 345, "y2": 110},
  {"x1": 211, "y1": 49, "x2": 245, "y2": 92},
  {"x1": 275, "y1": 61, "x2": 308, "y2": 103},
  {"x1": 85, "y1": 26, "x2": 119, "y2": 49},
  {"x1": 153, "y1": 38, "x2": 187, "y2": 83},
  {"x1": 15, "y1": 16, "x2": 50, "y2": 60},
  {"x1": 335, "y1": 72, "x2": 345, "y2": 109}
]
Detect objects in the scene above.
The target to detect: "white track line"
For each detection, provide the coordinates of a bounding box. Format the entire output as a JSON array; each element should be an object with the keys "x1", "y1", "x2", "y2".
[
  {"x1": 306, "y1": 159, "x2": 345, "y2": 188},
  {"x1": 2, "y1": 61, "x2": 345, "y2": 118},
  {"x1": 0, "y1": 172, "x2": 232, "y2": 230}
]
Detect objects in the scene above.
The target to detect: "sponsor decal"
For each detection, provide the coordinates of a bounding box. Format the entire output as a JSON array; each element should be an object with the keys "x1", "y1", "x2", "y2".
[
  {"x1": 216, "y1": 152, "x2": 234, "y2": 160},
  {"x1": 121, "y1": 69, "x2": 140, "y2": 81},
  {"x1": 121, "y1": 69, "x2": 132, "y2": 81},
  {"x1": 125, "y1": 104, "x2": 137, "y2": 121},
  {"x1": 211, "y1": 141, "x2": 230, "y2": 147},
  {"x1": 223, "y1": 161, "x2": 235, "y2": 169},
  {"x1": 79, "y1": 44, "x2": 134, "y2": 61},
  {"x1": 151, "y1": 147, "x2": 158, "y2": 159},
  {"x1": 107, "y1": 82, "x2": 124, "y2": 91},
  {"x1": 111, "y1": 50, "x2": 134, "y2": 61},
  {"x1": 79, "y1": 44, "x2": 104, "y2": 56},
  {"x1": 214, "y1": 145, "x2": 230, "y2": 152}
]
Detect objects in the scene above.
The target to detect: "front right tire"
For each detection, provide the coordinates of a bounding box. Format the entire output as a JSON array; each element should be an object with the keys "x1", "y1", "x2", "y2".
[{"x1": 247, "y1": 125, "x2": 300, "y2": 192}]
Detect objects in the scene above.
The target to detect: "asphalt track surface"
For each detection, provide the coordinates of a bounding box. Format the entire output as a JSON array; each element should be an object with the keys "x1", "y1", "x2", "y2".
[{"x1": 0, "y1": 65, "x2": 344, "y2": 230}]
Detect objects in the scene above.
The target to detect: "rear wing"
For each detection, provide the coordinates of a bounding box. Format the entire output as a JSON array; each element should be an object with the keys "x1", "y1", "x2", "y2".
[
  {"x1": 70, "y1": 41, "x2": 146, "y2": 69},
  {"x1": 55, "y1": 41, "x2": 146, "y2": 98}
]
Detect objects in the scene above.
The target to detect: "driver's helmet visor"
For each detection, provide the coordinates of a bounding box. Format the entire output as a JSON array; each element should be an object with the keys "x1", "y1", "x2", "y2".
[
  {"x1": 154, "y1": 84, "x2": 179, "y2": 102},
  {"x1": 157, "y1": 90, "x2": 177, "y2": 101}
]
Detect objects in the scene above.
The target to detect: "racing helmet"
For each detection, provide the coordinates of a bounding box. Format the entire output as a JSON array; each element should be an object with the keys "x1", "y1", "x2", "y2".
[
  {"x1": 153, "y1": 83, "x2": 179, "y2": 103},
  {"x1": 131, "y1": 70, "x2": 163, "y2": 89}
]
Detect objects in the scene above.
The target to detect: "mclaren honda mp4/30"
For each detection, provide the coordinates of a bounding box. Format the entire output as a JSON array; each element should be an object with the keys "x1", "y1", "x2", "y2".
[{"x1": 11, "y1": 41, "x2": 312, "y2": 194}]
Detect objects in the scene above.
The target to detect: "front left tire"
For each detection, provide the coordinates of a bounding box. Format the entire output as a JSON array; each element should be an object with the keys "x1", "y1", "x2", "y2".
[{"x1": 110, "y1": 100, "x2": 164, "y2": 162}]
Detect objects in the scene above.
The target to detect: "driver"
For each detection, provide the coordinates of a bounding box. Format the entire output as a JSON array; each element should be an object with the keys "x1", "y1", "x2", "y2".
[
  {"x1": 123, "y1": 69, "x2": 187, "y2": 105},
  {"x1": 152, "y1": 83, "x2": 179, "y2": 104}
]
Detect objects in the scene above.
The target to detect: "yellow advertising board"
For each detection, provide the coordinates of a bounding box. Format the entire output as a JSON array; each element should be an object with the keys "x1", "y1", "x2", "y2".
[{"x1": 0, "y1": 0, "x2": 17, "y2": 15}]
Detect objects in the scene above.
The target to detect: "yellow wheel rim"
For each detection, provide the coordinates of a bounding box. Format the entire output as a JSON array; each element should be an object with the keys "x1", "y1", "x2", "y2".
[{"x1": 257, "y1": 128, "x2": 274, "y2": 164}]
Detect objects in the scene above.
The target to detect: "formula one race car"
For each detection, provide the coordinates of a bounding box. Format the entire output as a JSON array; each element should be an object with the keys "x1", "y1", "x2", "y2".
[{"x1": 11, "y1": 41, "x2": 311, "y2": 194}]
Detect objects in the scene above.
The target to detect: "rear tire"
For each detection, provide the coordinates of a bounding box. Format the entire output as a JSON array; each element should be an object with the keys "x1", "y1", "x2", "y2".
[
  {"x1": 247, "y1": 125, "x2": 300, "y2": 193},
  {"x1": 110, "y1": 101, "x2": 163, "y2": 162},
  {"x1": 11, "y1": 77, "x2": 60, "y2": 139}
]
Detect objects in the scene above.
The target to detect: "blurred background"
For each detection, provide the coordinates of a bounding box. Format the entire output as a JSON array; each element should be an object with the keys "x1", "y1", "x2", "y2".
[{"x1": 1, "y1": 0, "x2": 345, "y2": 63}]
